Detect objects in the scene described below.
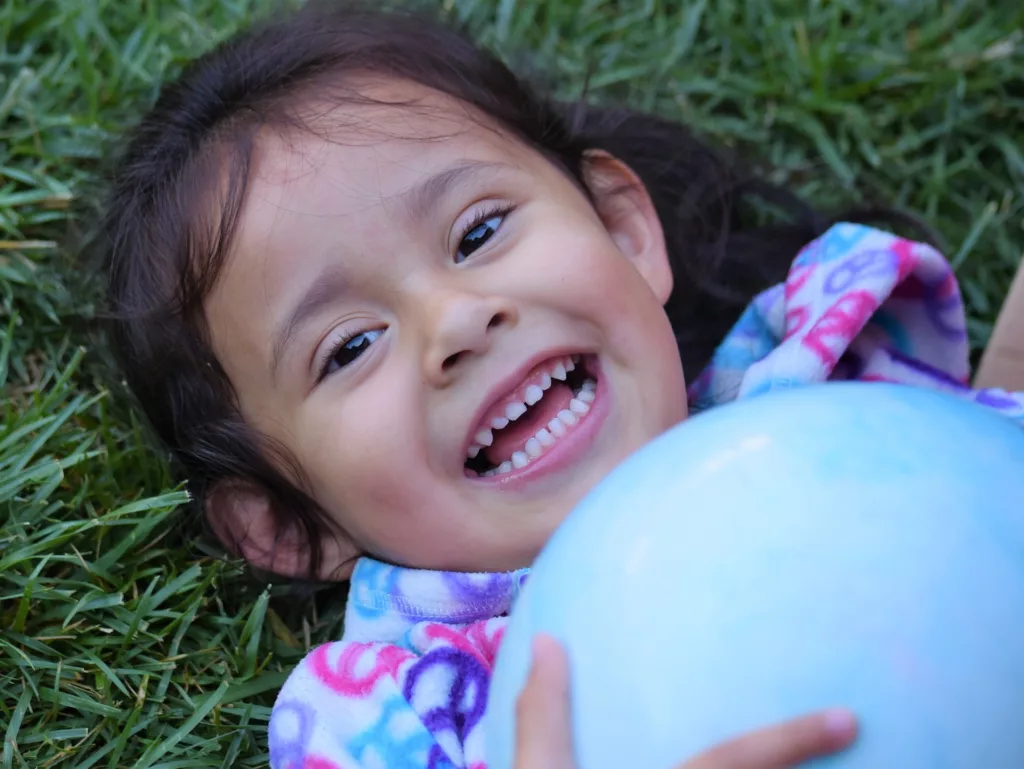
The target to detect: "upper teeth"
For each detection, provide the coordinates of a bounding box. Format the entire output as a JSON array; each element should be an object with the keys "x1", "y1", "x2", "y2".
[
  {"x1": 524, "y1": 384, "x2": 544, "y2": 405},
  {"x1": 476, "y1": 396, "x2": 593, "y2": 477},
  {"x1": 494, "y1": 356, "x2": 576, "y2": 427},
  {"x1": 505, "y1": 402, "x2": 527, "y2": 421},
  {"x1": 467, "y1": 356, "x2": 596, "y2": 474}
]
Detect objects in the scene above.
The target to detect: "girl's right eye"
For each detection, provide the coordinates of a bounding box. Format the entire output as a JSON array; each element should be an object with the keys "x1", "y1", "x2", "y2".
[{"x1": 319, "y1": 327, "x2": 385, "y2": 381}]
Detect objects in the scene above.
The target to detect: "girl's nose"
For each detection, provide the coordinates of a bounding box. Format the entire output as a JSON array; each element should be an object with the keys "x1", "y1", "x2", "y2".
[{"x1": 422, "y1": 292, "x2": 519, "y2": 387}]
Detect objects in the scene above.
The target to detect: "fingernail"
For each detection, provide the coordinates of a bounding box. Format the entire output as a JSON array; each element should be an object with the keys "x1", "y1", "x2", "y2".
[
  {"x1": 823, "y1": 709, "x2": 858, "y2": 740},
  {"x1": 531, "y1": 634, "x2": 557, "y2": 665},
  {"x1": 529, "y1": 634, "x2": 569, "y2": 693}
]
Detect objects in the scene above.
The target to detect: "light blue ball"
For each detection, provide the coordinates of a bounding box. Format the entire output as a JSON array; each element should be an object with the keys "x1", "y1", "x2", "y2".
[{"x1": 487, "y1": 383, "x2": 1024, "y2": 769}]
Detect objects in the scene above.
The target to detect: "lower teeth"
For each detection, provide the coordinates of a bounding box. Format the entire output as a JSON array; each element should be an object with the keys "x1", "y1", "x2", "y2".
[{"x1": 478, "y1": 377, "x2": 597, "y2": 477}]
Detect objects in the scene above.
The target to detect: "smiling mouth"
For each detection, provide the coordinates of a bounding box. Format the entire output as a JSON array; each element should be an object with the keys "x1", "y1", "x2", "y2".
[{"x1": 464, "y1": 354, "x2": 598, "y2": 478}]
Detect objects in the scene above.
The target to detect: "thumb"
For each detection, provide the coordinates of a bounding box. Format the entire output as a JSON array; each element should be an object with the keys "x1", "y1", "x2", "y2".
[{"x1": 513, "y1": 634, "x2": 575, "y2": 769}]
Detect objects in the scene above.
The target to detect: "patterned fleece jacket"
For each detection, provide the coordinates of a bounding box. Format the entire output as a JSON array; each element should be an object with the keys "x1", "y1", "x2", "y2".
[{"x1": 267, "y1": 223, "x2": 1024, "y2": 769}]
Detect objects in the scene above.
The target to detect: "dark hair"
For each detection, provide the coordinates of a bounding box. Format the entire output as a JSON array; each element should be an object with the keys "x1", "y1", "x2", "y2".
[{"x1": 104, "y1": 0, "x2": 911, "y2": 578}]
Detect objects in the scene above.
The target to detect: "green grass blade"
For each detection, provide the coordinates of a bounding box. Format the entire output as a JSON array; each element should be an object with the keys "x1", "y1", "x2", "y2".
[{"x1": 131, "y1": 681, "x2": 231, "y2": 769}]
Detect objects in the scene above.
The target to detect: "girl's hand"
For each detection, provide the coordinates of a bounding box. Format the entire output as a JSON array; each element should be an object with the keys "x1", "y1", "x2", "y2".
[{"x1": 514, "y1": 635, "x2": 858, "y2": 769}]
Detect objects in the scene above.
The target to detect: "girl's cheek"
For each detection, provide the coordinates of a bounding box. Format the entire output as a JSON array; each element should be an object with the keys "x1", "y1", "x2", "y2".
[
  {"x1": 517, "y1": 227, "x2": 622, "y2": 296},
  {"x1": 305, "y1": 377, "x2": 419, "y2": 471}
]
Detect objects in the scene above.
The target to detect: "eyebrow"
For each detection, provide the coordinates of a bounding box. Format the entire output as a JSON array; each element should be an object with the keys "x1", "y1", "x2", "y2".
[
  {"x1": 399, "y1": 160, "x2": 510, "y2": 222},
  {"x1": 268, "y1": 160, "x2": 511, "y2": 382},
  {"x1": 270, "y1": 265, "x2": 350, "y2": 382}
]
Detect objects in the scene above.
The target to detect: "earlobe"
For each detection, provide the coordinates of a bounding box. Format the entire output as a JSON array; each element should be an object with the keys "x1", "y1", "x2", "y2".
[
  {"x1": 204, "y1": 479, "x2": 358, "y2": 580},
  {"x1": 582, "y1": 150, "x2": 673, "y2": 304}
]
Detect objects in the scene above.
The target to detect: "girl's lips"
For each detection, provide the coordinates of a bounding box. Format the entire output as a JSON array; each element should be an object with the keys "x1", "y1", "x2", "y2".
[{"x1": 465, "y1": 358, "x2": 608, "y2": 489}]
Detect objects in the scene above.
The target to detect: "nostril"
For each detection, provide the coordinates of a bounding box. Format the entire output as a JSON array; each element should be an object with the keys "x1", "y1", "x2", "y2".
[{"x1": 438, "y1": 308, "x2": 509, "y2": 373}]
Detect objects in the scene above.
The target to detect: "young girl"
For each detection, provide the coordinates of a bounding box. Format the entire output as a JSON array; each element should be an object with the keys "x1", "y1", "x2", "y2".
[{"x1": 104, "y1": 2, "x2": 1024, "y2": 768}]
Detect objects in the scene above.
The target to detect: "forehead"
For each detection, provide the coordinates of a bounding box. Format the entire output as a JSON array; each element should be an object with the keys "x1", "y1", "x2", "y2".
[
  {"x1": 244, "y1": 81, "x2": 526, "y2": 215},
  {"x1": 226, "y1": 80, "x2": 542, "y2": 273}
]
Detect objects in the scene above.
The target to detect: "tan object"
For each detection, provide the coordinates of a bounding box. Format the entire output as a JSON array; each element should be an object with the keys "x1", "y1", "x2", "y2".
[{"x1": 974, "y1": 255, "x2": 1024, "y2": 391}]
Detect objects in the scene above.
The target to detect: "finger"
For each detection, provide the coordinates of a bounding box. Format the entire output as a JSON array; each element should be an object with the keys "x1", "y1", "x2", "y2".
[
  {"x1": 513, "y1": 634, "x2": 575, "y2": 769},
  {"x1": 680, "y1": 709, "x2": 858, "y2": 769}
]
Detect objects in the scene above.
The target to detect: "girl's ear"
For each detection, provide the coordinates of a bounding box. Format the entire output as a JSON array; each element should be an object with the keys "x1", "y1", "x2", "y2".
[
  {"x1": 204, "y1": 479, "x2": 359, "y2": 580},
  {"x1": 582, "y1": 150, "x2": 673, "y2": 304}
]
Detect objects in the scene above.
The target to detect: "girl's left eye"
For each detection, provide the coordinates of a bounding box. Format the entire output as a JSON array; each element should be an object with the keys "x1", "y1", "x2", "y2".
[{"x1": 455, "y1": 208, "x2": 510, "y2": 263}]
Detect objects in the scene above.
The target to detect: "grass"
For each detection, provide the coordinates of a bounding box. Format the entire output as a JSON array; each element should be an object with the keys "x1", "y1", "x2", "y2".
[{"x1": 1, "y1": 0, "x2": 1022, "y2": 764}]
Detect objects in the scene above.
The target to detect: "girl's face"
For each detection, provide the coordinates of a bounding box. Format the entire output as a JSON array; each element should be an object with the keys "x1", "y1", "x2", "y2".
[{"x1": 205, "y1": 82, "x2": 687, "y2": 575}]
